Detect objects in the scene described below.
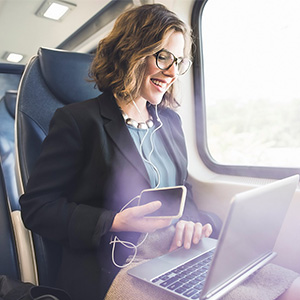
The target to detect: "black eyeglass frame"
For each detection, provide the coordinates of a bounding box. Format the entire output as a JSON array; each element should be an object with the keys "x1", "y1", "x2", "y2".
[{"x1": 153, "y1": 49, "x2": 192, "y2": 75}]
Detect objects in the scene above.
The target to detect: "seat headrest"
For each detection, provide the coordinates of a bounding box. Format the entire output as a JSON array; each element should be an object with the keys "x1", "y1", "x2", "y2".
[
  {"x1": 38, "y1": 47, "x2": 99, "y2": 105},
  {"x1": 4, "y1": 90, "x2": 17, "y2": 118}
]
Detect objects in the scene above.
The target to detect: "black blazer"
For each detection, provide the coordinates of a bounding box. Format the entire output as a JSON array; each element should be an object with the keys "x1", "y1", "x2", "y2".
[{"x1": 20, "y1": 92, "x2": 201, "y2": 300}]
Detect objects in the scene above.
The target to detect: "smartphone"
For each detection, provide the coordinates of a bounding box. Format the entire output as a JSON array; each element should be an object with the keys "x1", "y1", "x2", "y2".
[{"x1": 138, "y1": 186, "x2": 187, "y2": 218}]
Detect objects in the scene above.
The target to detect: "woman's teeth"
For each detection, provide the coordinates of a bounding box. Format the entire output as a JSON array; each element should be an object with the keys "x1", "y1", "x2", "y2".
[{"x1": 151, "y1": 79, "x2": 166, "y2": 88}]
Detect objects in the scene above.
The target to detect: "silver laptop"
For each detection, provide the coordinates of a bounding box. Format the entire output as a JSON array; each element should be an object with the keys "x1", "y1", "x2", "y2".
[{"x1": 128, "y1": 175, "x2": 299, "y2": 300}]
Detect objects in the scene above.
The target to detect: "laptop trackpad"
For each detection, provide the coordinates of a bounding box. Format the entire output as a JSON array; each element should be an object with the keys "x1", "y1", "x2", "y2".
[
  {"x1": 128, "y1": 238, "x2": 217, "y2": 281},
  {"x1": 160, "y1": 237, "x2": 217, "y2": 265}
]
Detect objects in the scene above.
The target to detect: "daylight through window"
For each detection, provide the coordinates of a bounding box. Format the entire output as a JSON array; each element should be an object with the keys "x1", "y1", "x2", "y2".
[{"x1": 201, "y1": 0, "x2": 300, "y2": 168}]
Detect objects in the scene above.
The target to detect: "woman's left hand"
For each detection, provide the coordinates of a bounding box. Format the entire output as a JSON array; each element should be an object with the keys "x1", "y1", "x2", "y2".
[{"x1": 169, "y1": 220, "x2": 213, "y2": 252}]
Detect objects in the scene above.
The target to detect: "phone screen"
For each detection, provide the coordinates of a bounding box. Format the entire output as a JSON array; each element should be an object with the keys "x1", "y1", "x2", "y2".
[{"x1": 139, "y1": 186, "x2": 187, "y2": 218}]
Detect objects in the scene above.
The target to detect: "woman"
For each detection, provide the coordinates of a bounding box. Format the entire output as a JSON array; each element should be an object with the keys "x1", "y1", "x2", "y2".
[
  {"x1": 20, "y1": 4, "x2": 300, "y2": 300},
  {"x1": 20, "y1": 4, "x2": 212, "y2": 300}
]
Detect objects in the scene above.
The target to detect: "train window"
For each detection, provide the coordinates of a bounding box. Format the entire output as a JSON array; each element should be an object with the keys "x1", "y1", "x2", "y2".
[{"x1": 193, "y1": 0, "x2": 300, "y2": 178}]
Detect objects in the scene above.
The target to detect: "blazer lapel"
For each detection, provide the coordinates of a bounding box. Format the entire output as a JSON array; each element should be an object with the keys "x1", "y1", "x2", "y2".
[{"x1": 97, "y1": 93, "x2": 151, "y2": 185}]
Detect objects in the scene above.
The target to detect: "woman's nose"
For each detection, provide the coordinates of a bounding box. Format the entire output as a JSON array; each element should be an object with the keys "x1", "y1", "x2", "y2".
[{"x1": 162, "y1": 63, "x2": 178, "y2": 77}]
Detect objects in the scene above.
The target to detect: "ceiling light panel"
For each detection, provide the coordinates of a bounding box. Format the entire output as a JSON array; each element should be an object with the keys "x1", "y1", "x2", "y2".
[
  {"x1": 36, "y1": 0, "x2": 76, "y2": 21},
  {"x1": 3, "y1": 52, "x2": 24, "y2": 63}
]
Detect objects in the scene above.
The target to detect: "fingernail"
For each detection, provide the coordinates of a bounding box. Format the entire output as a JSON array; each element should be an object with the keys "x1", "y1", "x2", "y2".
[{"x1": 177, "y1": 241, "x2": 182, "y2": 247}]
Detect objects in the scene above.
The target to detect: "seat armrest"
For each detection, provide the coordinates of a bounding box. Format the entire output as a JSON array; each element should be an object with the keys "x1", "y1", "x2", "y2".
[
  {"x1": 11, "y1": 210, "x2": 39, "y2": 284},
  {"x1": 198, "y1": 210, "x2": 223, "y2": 239}
]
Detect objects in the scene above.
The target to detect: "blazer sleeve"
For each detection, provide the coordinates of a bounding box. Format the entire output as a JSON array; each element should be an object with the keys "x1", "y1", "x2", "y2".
[{"x1": 20, "y1": 108, "x2": 116, "y2": 250}]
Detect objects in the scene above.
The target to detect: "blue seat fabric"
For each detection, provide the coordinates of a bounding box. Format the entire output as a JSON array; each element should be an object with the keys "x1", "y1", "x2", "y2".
[
  {"x1": 16, "y1": 47, "x2": 99, "y2": 286},
  {"x1": 0, "y1": 90, "x2": 20, "y2": 210}
]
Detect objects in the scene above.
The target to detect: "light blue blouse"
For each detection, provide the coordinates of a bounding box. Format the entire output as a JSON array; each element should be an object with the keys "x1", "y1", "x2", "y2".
[{"x1": 127, "y1": 125, "x2": 176, "y2": 188}]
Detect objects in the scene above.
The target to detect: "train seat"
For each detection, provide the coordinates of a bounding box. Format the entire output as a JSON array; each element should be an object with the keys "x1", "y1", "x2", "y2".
[
  {"x1": 0, "y1": 90, "x2": 19, "y2": 210},
  {"x1": 15, "y1": 47, "x2": 99, "y2": 287},
  {"x1": 0, "y1": 92, "x2": 38, "y2": 285},
  {"x1": 0, "y1": 161, "x2": 20, "y2": 280},
  {"x1": 0, "y1": 157, "x2": 36, "y2": 285}
]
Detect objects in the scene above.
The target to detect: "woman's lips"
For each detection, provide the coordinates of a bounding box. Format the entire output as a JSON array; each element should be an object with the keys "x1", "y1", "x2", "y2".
[{"x1": 151, "y1": 78, "x2": 168, "y2": 90}]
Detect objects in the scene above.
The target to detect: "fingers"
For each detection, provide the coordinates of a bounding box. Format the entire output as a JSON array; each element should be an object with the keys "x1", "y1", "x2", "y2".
[
  {"x1": 110, "y1": 201, "x2": 171, "y2": 233},
  {"x1": 131, "y1": 201, "x2": 173, "y2": 232},
  {"x1": 182, "y1": 221, "x2": 194, "y2": 249},
  {"x1": 134, "y1": 201, "x2": 162, "y2": 217},
  {"x1": 202, "y1": 223, "x2": 213, "y2": 238},
  {"x1": 192, "y1": 222, "x2": 203, "y2": 244},
  {"x1": 169, "y1": 221, "x2": 213, "y2": 252},
  {"x1": 169, "y1": 220, "x2": 193, "y2": 252},
  {"x1": 172, "y1": 220, "x2": 186, "y2": 249}
]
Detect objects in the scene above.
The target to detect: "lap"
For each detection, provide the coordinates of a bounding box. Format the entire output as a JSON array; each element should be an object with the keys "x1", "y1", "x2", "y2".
[
  {"x1": 105, "y1": 262, "x2": 299, "y2": 300},
  {"x1": 105, "y1": 226, "x2": 299, "y2": 300}
]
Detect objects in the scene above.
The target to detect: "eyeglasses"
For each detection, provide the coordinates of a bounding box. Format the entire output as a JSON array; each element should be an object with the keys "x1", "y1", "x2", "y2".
[{"x1": 153, "y1": 49, "x2": 192, "y2": 75}]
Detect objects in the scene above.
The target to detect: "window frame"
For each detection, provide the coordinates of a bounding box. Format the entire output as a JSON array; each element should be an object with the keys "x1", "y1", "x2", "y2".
[{"x1": 191, "y1": 0, "x2": 300, "y2": 179}]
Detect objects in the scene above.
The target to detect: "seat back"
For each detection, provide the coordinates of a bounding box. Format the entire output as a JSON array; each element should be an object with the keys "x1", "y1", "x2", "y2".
[
  {"x1": 0, "y1": 90, "x2": 19, "y2": 210},
  {"x1": 15, "y1": 47, "x2": 99, "y2": 286},
  {"x1": 0, "y1": 161, "x2": 20, "y2": 279}
]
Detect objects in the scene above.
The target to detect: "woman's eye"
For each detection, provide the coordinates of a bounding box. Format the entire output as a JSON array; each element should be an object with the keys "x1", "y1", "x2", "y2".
[{"x1": 158, "y1": 55, "x2": 167, "y2": 61}]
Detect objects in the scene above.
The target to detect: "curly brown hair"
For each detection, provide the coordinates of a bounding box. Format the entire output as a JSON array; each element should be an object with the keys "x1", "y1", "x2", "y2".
[{"x1": 89, "y1": 4, "x2": 192, "y2": 108}]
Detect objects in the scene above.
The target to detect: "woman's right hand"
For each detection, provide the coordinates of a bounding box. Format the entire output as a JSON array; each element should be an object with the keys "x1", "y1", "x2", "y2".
[{"x1": 110, "y1": 201, "x2": 172, "y2": 233}]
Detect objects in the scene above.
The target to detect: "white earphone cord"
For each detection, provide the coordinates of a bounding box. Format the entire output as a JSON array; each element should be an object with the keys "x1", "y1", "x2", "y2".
[
  {"x1": 109, "y1": 194, "x2": 149, "y2": 268},
  {"x1": 110, "y1": 103, "x2": 163, "y2": 268},
  {"x1": 136, "y1": 103, "x2": 163, "y2": 189}
]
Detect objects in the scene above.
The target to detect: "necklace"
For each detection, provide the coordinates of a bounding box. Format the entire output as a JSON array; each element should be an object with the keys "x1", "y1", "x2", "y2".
[{"x1": 120, "y1": 110, "x2": 154, "y2": 129}]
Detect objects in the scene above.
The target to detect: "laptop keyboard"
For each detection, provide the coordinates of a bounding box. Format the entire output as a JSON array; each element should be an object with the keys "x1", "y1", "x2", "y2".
[{"x1": 151, "y1": 249, "x2": 215, "y2": 299}]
